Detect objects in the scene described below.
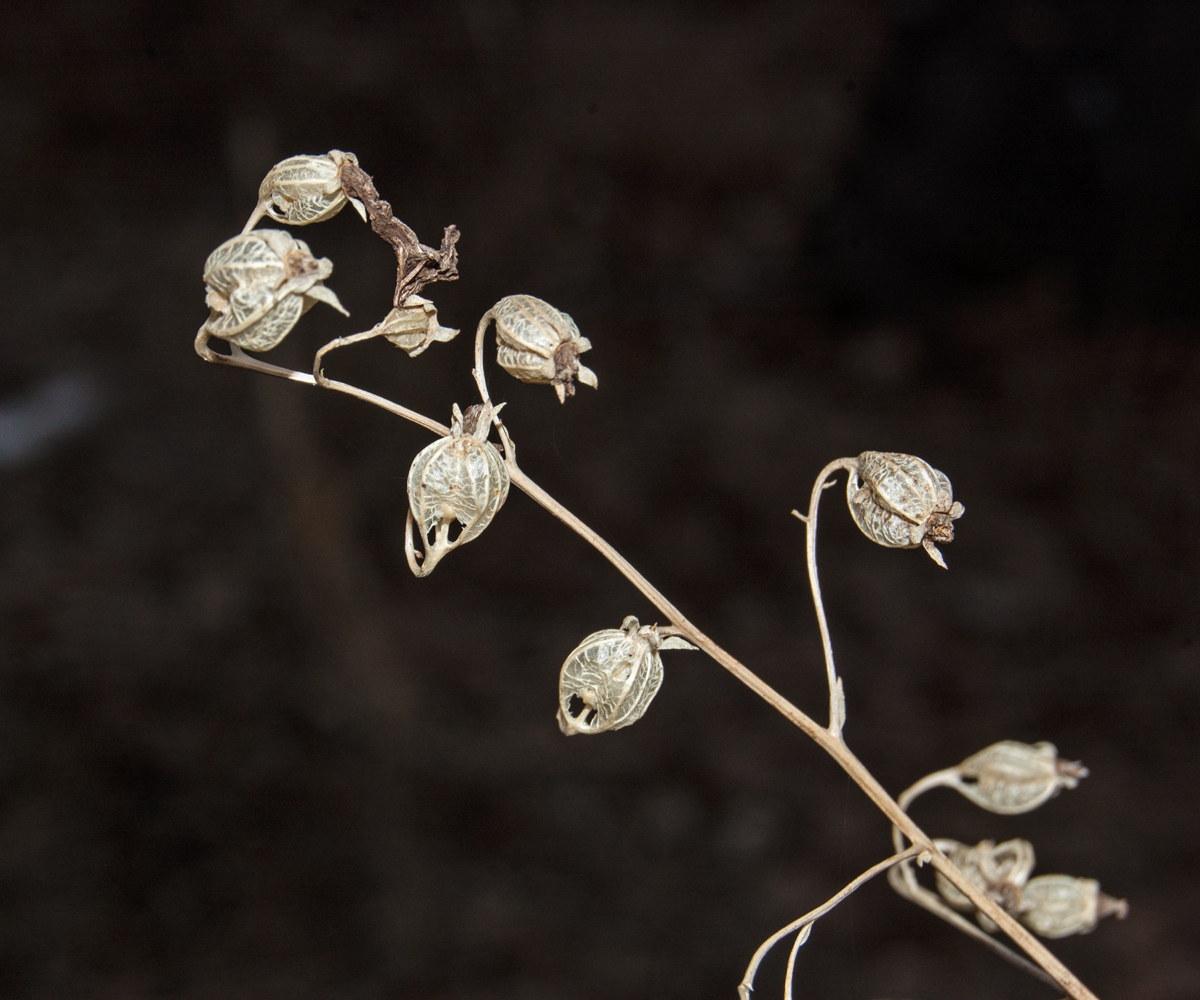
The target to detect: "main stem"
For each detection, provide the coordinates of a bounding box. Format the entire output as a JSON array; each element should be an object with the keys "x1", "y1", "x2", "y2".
[{"x1": 201, "y1": 337, "x2": 1098, "y2": 1000}]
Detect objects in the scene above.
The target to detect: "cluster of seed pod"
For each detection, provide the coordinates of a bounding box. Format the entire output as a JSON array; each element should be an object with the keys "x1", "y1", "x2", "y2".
[
  {"x1": 557, "y1": 616, "x2": 696, "y2": 735},
  {"x1": 405, "y1": 402, "x2": 509, "y2": 578},
  {"x1": 933, "y1": 836, "x2": 1127, "y2": 939},
  {"x1": 847, "y1": 451, "x2": 965, "y2": 568}
]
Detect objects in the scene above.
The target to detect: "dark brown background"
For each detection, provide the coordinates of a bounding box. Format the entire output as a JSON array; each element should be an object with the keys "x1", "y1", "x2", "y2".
[{"x1": 1, "y1": 2, "x2": 1197, "y2": 998}]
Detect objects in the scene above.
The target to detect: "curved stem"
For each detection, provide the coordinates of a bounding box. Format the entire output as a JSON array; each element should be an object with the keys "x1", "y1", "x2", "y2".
[
  {"x1": 195, "y1": 328, "x2": 316, "y2": 384},
  {"x1": 791, "y1": 457, "x2": 858, "y2": 739},
  {"x1": 313, "y1": 328, "x2": 451, "y2": 438},
  {"x1": 206, "y1": 349, "x2": 1100, "y2": 1000},
  {"x1": 473, "y1": 310, "x2": 495, "y2": 407},
  {"x1": 782, "y1": 924, "x2": 811, "y2": 1000},
  {"x1": 739, "y1": 846, "x2": 923, "y2": 1000}
]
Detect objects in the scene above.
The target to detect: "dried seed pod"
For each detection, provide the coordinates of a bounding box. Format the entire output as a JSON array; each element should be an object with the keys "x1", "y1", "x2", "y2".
[
  {"x1": 199, "y1": 229, "x2": 348, "y2": 352},
  {"x1": 846, "y1": 451, "x2": 965, "y2": 568},
  {"x1": 1018, "y1": 875, "x2": 1128, "y2": 939},
  {"x1": 557, "y1": 616, "x2": 697, "y2": 735},
  {"x1": 489, "y1": 295, "x2": 598, "y2": 403},
  {"x1": 243, "y1": 150, "x2": 367, "y2": 233},
  {"x1": 934, "y1": 837, "x2": 1036, "y2": 933},
  {"x1": 405, "y1": 402, "x2": 509, "y2": 578},
  {"x1": 379, "y1": 295, "x2": 460, "y2": 357},
  {"x1": 955, "y1": 740, "x2": 1088, "y2": 815}
]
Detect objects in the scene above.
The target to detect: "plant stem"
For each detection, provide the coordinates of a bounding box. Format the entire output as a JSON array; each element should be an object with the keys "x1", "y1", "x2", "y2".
[{"x1": 194, "y1": 348, "x2": 1100, "y2": 1000}]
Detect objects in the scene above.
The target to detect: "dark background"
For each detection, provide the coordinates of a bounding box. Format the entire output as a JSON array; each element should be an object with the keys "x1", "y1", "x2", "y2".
[{"x1": 1, "y1": 1, "x2": 1197, "y2": 997}]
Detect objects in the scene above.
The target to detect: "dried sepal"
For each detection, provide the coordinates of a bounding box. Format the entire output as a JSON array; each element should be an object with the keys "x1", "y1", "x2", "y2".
[
  {"x1": 378, "y1": 295, "x2": 460, "y2": 357},
  {"x1": 243, "y1": 150, "x2": 367, "y2": 233},
  {"x1": 1018, "y1": 875, "x2": 1128, "y2": 939},
  {"x1": 405, "y1": 402, "x2": 509, "y2": 578},
  {"x1": 557, "y1": 616, "x2": 697, "y2": 735},
  {"x1": 934, "y1": 838, "x2": 1036, "y2": 933},
  {"x1": 846, "y1": 451, "x2": 965, "y2": 568},
  {"x1": 490, "y1": 295, "x2": 598, "y2": 403},
  {"x1": 199, "y1": 229, "x2": 348, "y2": 352},
  {"x1": 954, "y1": 740, "x2": 1088, "y2": 815}
]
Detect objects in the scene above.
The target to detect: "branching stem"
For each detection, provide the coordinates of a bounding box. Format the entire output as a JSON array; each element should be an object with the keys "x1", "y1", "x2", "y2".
[{"x1": 195, "y1": 329, "x2": 1101, "y2": 1000}]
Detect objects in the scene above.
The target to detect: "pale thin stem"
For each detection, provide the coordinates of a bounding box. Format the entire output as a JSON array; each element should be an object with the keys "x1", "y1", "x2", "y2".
[
  {"x1": 790, "y1": 457, "x2": 858, "y2": 739},
  {"x1": 738, "y1": 846, "x2": 923, "y2": 1000},
  {"x1": 195, "y1": 328, "x2": 316, "y2": 384},
  {"x1": 313, "y1": 328, "x2": 450, "y2": 438},
  {"x1": 473, "y1": 311, "x2": 495, "y2": 407},
  {"x1": 782, "y1": 924, "x2": 812, "y2": 1000},
  {"x1": 206, "y1": 348, "x2": 1100, "y2": 1000}
]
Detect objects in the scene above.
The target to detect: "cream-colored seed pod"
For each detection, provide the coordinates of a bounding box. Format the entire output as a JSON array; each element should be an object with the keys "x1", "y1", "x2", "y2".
[
  {"x1": 557, "y1": 616, "x2": 696, "y2": 736},
  {"x1": 489, "y1": 294, "x2": 598, "y2": 403},
  {"x1": 934, "y1": 837, "x2": 1036, "y2": 933},
  {"x1": 243, "y1": 150, "x2": 367, "y2": 233},
  {"x1": 955, "y1": 740, "x2": 1088, "y2": 815},
  {"x1": 379, "y1": 295, "x2": 460, "y2": 357},
  {"x1": 199, "y1": 230, "x2": 348, "y2": 352},
  {"x1": 846, "y1": 451, "x2": 965, "y2": 568},
  {"x1": 1018, "y1": 875, "x2": 1128, "y2": 939},
  {"x1": 405, "y1": 402, "x2": 509, "y2": 578}
]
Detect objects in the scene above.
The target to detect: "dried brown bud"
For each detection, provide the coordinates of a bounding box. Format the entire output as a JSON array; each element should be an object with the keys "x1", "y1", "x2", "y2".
[
  {"x1": 377, "y1": 295, "x2": 460, "y2": 357},
  {"x1": 557, "y1": 617, "x2": 696, "y2": 735},
  {"x1": 199, "y1": 230, "x2": 347, "y2": 352},
  {"x1": 846, "y1": 451, "x2": 965, "y2": 568},
  {"x1": 405, "y1": 402, "x2": 509, "y2": 578},
  {"x1": 490, "y1": 295, "x2": 598, "y2": 403},
  {"x1": 1018, "y1": 875, "x2": 1128, "y2": 939},
  {"x1": 243, "y1": 150, "x2": 367, "y2": 233},
  {"x1": 955, "y1": 740, "x2": 1088, "y2": 815},
  {"x1": 934, "y1": 838, "x2": 1036, "y2": 932}
]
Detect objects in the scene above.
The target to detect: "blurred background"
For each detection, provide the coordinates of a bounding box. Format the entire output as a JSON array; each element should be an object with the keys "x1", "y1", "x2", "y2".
[{"x1": 1, "y1": 1, "x2": 1197, "y2": 997}]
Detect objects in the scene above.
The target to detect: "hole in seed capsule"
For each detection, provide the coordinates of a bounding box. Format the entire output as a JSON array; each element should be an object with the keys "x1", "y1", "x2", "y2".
[{"x1": 566, "y1": 694, "x2": 598, "y2": 726}]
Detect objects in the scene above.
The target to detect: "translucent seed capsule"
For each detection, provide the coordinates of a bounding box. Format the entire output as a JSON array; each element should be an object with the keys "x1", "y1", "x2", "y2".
[
  {"x1": 199, "y1": 229, "x2": 348, "y2": 352},
  {"x1": 490, "y1": 294, "x2": 598, "y2": 403},
  {"x1": 846, "y1": 451, "x2": 965, "y2": 568},
  {"x1": 934, "y1": 837, "x2": 1036, "y2": 933},
  {"x1": 557, "y1": 616, "x2": 696, "y2": 736},
  {"x1": 378, "y1": 294, "x2": 460, "y2": 357},
  {"x1": 1018, "y1": 875, "x2": 1128, "y2": 939},
  {"x1": 405, "y1": 402, "x2": 509, "y2": 578},
  {"x1": 243, "y1": 150, "x2": 367, "y2": 233},
  {"x1": 955, "y1": 740, "x2": 1088, "y2": 815}
]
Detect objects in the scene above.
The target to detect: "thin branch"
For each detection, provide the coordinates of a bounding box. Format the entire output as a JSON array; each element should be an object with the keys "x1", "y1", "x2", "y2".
[
  {"x1": 791, "y1": 457, "x2": 858, "y2": 738},
  {"x1": 195, "y1": 328, "x2": 316, "y2": 384},
  {"x1": 739, "y1": 846, "x2": 923, "y2": 1000}
]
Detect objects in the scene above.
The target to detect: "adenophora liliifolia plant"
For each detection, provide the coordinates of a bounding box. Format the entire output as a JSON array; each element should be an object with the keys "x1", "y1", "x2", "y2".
[{"x1": 196, "y1": 150, "x2": 1127, "y2": 1000}]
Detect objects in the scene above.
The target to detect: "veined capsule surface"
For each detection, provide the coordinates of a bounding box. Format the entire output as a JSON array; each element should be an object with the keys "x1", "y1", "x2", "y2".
[
  {"x1": 243, "y1": 150, "x2": 367, "y2": 232},
  {"x1": 406, "y1": 402, "x2": 509, "y2": 578},
  {"x1": 934, "y1": 837, "x2": 1036, "y2": 932},
  {"x1": 1018, "y1": 875, "x2": 1128, "y2": 939},
  {"x1": 956, "y1": 740, "x2": 1088, "y2": 815},
  {"x1": 490, "y1": 295, "x2": 598, "y2": 403},
  {"x1": 199, "y1": 230, "x2": 347, "y2": 352},
  {"x1": 846, "y1": 451, "x2": 964, "y2": 568},
  {"x1": 557, "y1": 616, "x2": 696, "y2": 735}
]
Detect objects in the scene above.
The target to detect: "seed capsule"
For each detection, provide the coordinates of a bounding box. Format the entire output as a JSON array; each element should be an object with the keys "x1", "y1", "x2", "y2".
[
  {"x1": 199, "y1": 230, "x2": 347, "y2": 352},
  {"x1": 405, "y1": 402, "x2": 509, "y2": 578},
  {"x1": 934, "y1": 838, "x2": 1036, "y2": 933},
  {"x1": 378, "y1": 295, "x2": 460, "y2": 357},
  {"x1": 954, "y1": 741, "x2": 1088, "y2": 815},
  {"x1": 243, "y1": 150, "x2": 367, "y2": 233},
  {"x1": 1018, "y1": 875, "x2": 1128, "y2": 939},
  {"x1": 557, "y1": 616, "x2": 697, "y2": 735},
  {"x1": 846, "y1": 451, "x2": 965, "y2": 568},
  {"x1": 489, "y1": 295, "x2": 598, "y2": 403}
]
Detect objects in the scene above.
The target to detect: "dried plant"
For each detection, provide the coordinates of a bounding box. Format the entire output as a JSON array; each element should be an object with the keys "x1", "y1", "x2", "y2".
[{"x1": 195, "y1": 150, "x2": 1127, "y2": 999}]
